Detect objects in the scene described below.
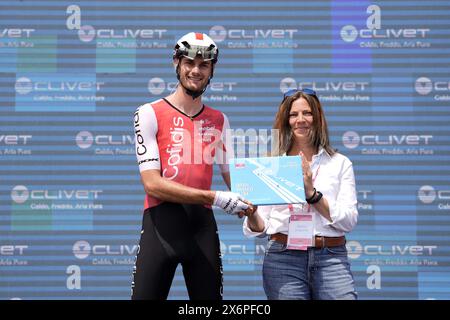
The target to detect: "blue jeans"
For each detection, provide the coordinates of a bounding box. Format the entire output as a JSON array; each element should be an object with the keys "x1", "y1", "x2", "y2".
[{"x1": 262, "y1": 240, "x2": 357, "y2": 300}]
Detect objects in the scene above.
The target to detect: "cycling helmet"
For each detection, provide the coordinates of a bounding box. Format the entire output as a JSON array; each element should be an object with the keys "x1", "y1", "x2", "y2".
[
  {"x1": 173, "y1": 32, "x2": 219, "y2": 64},
  {"x1": 173, "y1": 32, "x2": 219, "y2": 99}
]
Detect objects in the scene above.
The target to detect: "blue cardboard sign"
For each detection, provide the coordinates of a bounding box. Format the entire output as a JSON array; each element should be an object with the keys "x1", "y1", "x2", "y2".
[{"x1": 229, "y1": 156, "x2": 306, "y2": 205}]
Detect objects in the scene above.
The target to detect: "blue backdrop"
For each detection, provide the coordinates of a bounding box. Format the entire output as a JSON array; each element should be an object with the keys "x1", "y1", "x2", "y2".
[{"x1": 1, "y1": 0, "x2": 449, "y2": 299}]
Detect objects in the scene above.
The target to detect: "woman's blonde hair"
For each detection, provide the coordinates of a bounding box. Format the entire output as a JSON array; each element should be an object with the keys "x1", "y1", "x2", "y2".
[{"x1": 273, "y1": 91, "x2": 335, "y2": 156}]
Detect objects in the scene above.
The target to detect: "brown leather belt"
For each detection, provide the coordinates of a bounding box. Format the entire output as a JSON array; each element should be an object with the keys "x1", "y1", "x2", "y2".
[{"x1": 269, "y1": 233, "x2": 346, "y2": 248}]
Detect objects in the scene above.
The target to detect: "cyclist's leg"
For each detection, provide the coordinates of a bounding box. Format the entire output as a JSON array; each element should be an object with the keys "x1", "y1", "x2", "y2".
[
  {"x1": 131, "y1": 210, "x2": 178, "y2": 300},
  {"x1": 182, "y1": 207, "x2": 223, "y2": 300}
]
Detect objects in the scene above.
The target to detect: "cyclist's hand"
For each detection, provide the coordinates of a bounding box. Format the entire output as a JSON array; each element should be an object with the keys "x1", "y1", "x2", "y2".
[
  {"x1": 213, "y1": 191, "x2": 249, "y2": 215},
  {"x1": 238, "y1": 200, "x2": 257, "y2": 219}
]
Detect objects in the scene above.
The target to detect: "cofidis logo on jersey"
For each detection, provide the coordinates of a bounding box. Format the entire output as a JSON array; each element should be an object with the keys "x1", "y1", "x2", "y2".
[{"x1": 340, "y1": 5, "x2": 431, "y2": 49}]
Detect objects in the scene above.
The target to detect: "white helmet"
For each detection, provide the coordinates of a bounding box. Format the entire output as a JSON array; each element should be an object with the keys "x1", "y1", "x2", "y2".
[{"x1": 173, "y1": 32, "x2": 219, "y2": 63}]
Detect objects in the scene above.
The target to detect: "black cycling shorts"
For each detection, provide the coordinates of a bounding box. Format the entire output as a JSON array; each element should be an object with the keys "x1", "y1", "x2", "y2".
[{"x1": 131, "y1": 202, "x2": 223, "y2": 300}]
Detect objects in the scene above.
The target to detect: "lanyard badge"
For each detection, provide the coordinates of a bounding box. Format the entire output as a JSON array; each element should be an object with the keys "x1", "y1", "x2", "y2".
[
  {"x1": 286, "y1": 153, "x2": 322, "y2": 250},
  {"x1": 286, "y1": 204, "x2": 314, "y2": 250}
]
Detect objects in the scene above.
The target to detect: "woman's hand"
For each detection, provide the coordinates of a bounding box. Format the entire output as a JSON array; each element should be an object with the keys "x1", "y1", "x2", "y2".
[
  {"x1": 237, "y1": 200, "x2": 258, "y2": 219},
  {"x1": 299, "y1": 151, "x2": 314, "y2": 198}
]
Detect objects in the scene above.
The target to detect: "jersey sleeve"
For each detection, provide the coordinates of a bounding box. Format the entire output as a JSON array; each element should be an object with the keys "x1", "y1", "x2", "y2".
[
  {"x1": 134, "y1": 103, "x2": 161, "y2": 172},
  {"x1": 216, "y1": 113, "x2": 233, "y2": 174}
]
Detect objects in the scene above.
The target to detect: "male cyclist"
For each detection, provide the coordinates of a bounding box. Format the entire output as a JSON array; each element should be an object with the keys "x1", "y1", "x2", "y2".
[{"x1": 131, "y1": 32, "x2": 251, "y2": 300}]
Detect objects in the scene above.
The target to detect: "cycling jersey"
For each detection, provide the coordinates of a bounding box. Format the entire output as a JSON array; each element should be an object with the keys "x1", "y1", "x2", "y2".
[
  {"x1": 131, "y1": 98, "x2": 230, "y2": 300},
  {"x1": 134, "y1": 98, "x2": 230, "y2": 209}
]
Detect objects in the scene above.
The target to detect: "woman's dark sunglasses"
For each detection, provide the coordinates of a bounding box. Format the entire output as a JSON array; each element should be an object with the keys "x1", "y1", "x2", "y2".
[{"x1": 283, "y1": 88, "x2": 317, "y2": 99}]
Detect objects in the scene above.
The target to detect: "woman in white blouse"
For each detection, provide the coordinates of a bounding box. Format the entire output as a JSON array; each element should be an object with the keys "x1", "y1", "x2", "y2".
[{"x1": 242, "y1": 88, "x2": 358, "y2": 300}]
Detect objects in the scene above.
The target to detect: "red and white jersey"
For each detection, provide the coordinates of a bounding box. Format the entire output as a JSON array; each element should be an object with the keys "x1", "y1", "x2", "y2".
[{"x1": 134, "y1": 98, "x2": 231, "y2": 209}]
